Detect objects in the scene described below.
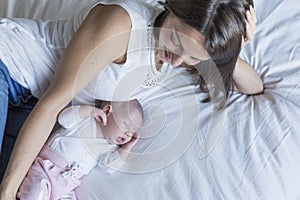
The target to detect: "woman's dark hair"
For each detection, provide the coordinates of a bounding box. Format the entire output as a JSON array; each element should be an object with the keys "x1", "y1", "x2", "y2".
[{"x1": 154, "y1": 0, "x2": 253, "y2": 108}]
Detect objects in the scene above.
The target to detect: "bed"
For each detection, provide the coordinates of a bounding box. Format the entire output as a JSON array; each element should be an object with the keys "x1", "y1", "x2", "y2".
[{"x1": 0, "y1": 0, "x2": 299, "y2": 199}]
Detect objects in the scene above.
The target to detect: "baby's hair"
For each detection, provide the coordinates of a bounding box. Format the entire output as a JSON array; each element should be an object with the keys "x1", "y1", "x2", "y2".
[
  {"x1": 96, "y1": 99, "x2": 144, "y2": 122},
  {"x1": 127, "y1": 99, "x2": 144, "y2": 121},
  {"x1": 95, "y1": 99, "x2": 109, "y2": 109}
]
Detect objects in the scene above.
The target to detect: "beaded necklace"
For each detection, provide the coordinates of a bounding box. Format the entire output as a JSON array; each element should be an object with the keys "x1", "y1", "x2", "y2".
[{"x1": 142, "y1": 26, "x2": 170, "y2": 87}]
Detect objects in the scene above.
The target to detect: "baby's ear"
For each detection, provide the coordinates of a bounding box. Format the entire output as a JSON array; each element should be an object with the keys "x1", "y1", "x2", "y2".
[{"x1": 103, "y1": 105, "x2": 112, "y2": 116}]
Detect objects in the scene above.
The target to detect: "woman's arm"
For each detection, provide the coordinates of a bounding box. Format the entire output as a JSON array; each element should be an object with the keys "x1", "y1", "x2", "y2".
[
  {"x1": 0, "y1": 4, "x2": 131, "y2": 198},
  {"x1": 233, "y1": 57, "x2": 264, "y2": 94},
  {"x1": 232, "y1": 6, "x2": 263, "y2": 95}
]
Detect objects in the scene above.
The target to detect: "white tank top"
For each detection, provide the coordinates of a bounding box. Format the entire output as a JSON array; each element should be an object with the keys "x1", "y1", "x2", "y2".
[{"x1": 0, "y1": 0, "x2": 170, "y2": 103}]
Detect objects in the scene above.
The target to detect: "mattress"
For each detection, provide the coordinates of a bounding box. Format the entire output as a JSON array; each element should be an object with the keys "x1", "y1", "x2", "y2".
[{"x1": 0, "y1": 0, "x2": 299, "y2": 199}]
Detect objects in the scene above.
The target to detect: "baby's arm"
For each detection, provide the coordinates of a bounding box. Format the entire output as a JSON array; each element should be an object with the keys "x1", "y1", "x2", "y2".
[
  {"x1": 98, "y1": 134, "x2": 139, "y2": 174},
  {"x1": 58, "y1": 105, "x2": 106, "y2": 129}
]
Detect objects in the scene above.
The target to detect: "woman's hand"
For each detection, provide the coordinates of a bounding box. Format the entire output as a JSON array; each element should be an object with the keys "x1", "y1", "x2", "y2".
[
  {"x1": 242, "y1": 5, "x2": 257, "y2": 47},
  {"x1": 0, "y1": 185, "x2": 16, "y2": 200}
]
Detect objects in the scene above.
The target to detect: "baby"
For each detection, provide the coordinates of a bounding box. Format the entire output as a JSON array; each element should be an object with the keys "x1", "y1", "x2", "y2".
[{"x1": 17, "y1": 99, "x2": 143, "y2": 200}]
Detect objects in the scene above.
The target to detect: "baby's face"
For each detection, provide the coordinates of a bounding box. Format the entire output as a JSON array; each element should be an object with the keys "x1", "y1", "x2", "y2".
[{"x1": 101, "y1": 108, "x2": 142, "y2": 145}]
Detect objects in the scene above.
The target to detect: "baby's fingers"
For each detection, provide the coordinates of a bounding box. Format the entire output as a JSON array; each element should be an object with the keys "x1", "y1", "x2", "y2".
[
  {"x1": 128, "y1": 133, "x2": 140, "y2": 146},
  {"x1": 123, "y1": 133, "x2": 140, "y2": 150}
]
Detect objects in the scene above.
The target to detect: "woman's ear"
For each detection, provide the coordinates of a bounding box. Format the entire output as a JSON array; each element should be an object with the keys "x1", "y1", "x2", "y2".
[{"x1": 103, "y1": 105, "x2": 112, "y2": 116}]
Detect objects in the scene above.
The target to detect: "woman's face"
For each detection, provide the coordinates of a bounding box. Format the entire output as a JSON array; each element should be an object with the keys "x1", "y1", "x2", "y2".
[{"x1": 156, "y1": 13, "x2": 210, "y2": 67}]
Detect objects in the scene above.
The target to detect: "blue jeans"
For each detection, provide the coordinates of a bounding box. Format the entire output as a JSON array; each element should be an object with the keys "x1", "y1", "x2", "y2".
[
  {"x1": 0, "y1": 60, "x2": 33, "y2": 148},
  {"x1": 0, "y1": 60, "x2": 38, "y2": 180}
]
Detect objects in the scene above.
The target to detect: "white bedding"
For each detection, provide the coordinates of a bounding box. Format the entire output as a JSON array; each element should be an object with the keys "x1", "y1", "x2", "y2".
[{"x1": 1, "y1": 0, "x2": 300, "y2": 199}]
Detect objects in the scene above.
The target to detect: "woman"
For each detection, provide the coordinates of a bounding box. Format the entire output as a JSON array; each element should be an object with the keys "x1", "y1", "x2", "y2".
[{"x1": 0, "y1": 0, "x2": 261, "y2": 198}]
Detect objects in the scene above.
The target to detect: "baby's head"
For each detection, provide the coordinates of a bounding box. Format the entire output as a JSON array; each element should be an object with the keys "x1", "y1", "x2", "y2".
[{"x1": 98, "y1": 99, "x2": 143, "y2": 145}]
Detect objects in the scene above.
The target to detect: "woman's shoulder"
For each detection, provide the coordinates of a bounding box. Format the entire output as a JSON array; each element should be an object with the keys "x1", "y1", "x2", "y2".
[
  {"x1": 89, "y1": 3, "x2": 131, "y2": 30},
  {"x1": 91, "y1": 0, "x2": 161, "y2": 28}
]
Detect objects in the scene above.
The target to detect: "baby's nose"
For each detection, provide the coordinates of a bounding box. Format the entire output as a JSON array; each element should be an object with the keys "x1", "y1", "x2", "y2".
[{"x1": 125, "y1": 132, "x2": 133, "y2": 137}]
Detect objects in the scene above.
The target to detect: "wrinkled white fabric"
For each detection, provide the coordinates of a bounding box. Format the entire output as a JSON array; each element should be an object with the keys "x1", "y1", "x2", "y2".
[{"x1": 1, "y1": 0, "x2": 299, "y2": 199}]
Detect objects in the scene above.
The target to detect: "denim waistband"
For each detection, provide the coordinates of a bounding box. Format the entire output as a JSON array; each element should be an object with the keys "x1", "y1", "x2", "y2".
[{"x1": 0, "y1": 59, "x2": 31, "y2": 105}]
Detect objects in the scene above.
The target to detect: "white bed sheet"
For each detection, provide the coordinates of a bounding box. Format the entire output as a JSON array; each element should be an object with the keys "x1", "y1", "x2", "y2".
[{"x1": 1, "y1": 0, "x2": 299, "y2": 199}]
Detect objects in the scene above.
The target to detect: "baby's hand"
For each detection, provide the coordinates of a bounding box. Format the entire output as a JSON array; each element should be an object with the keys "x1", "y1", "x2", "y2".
[
  {"x1": 118, "y1": 133, "x2": 140, "y2": 160},
  {"x1": 121, "y1": 133, "x2": 139, "y2": 150},
  {"x1": 242, "y1": 5, "x2": 257, "y2": 47},
  {"x1": 91, "y1": 107, "x2": 107, "y2": 125}
]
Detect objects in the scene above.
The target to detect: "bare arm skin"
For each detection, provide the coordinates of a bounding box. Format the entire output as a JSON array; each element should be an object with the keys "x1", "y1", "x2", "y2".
[
  {"x1": 233, "y1": 57, "x2": 264, "y2": 94},
  {"x1": 233, "y1": 7, "x2": 263, "y2": 95},
  {"x1": 0, "y1": 4, "x2": 131, "y2": 198}
]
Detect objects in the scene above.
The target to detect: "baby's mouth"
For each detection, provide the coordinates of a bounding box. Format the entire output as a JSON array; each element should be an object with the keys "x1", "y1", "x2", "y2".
[{"x1": 117, "y1": 137, "x2": 125, "y2": 144}]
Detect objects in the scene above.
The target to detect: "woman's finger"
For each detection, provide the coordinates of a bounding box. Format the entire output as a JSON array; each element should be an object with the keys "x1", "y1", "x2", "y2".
[
  {"x1": 246, "y1": 20, "x2": 254, "y2": 41},
  {"x1": 247, "y1": 12, "x2": 256, "y2": 31},
  {"x1": 250, "y1": 6, "x2": 257, "y2": 23},
  {"x1": 243, "y1": 6, "x2": 257, "y2": 46}
]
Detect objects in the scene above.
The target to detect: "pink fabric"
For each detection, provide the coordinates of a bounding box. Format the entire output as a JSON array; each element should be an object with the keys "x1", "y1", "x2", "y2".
[{"x1": 17, "y1": 145, "x2": 83, "y2": 200}]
